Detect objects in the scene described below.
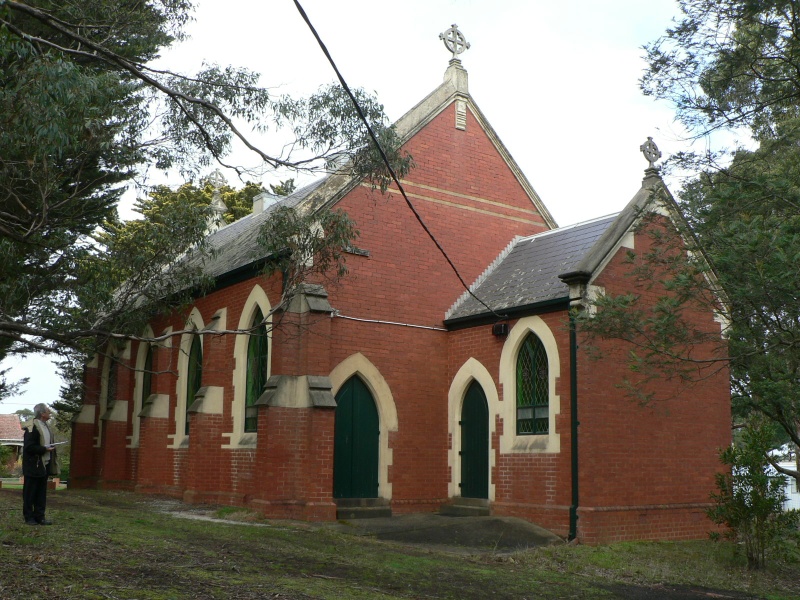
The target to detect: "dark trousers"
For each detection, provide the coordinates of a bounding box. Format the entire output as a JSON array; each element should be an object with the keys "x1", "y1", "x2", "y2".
[{"x1": 22, "y1": 476, "x2": 47, "y2": 522}]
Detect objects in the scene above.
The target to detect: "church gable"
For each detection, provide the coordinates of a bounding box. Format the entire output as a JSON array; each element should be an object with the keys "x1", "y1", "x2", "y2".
[
  {"x1": 392, "y1": 60, "x2": 555, "y2": 231},
  {"x1": 395, "y1": 105, "x2": 551, "y2": 229}
]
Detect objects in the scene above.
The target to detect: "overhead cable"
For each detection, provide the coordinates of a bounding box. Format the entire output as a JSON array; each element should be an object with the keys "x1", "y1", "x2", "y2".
[{"x1": 292, "y1": 0, "x2": 505, "y2": 321}]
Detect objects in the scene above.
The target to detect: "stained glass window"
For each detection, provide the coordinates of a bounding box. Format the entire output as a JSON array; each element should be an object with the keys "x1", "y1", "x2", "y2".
[
  {"x1": 186, "y1": 334, "x2": 202, "y2": 435},
  {"x1": 106, "y1": 357, "x2": 118, "y2": 409},
  {"x1": 245, "y1": 307, "x2": 268, "y2": 433},
  {"x1": 141, "y1": 344, "x2": 154, "y2": 409},
  {"x1": 516, "y1": 334, "x2": 548, "y2": 435}
]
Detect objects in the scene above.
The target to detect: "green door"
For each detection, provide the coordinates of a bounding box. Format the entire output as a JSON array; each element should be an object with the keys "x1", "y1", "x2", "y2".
[
  {"x1": 333, "y1": 377, "x2": 379, "y2": 499},
  {"x1": 460, "y1": 381, "x2": 489, "y2": 499}
]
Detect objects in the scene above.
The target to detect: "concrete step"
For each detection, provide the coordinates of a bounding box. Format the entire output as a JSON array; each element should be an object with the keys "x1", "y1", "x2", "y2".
[
  {"x1": 336, "y1": 498, "x2": 392, "y2": 520},
  {"x1": 439, "y1": 497, "x2": 490, "y2": 517}
]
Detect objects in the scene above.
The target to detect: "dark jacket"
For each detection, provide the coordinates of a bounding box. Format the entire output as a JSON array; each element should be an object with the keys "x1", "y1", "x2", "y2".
[{"x1": 23, "y1": 421, "x2": 57, "y2": 478}]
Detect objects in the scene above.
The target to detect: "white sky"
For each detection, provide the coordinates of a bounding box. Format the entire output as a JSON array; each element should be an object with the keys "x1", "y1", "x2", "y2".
[{"x1": 3, "y1": 0, "x2": 697, "y2": 413}]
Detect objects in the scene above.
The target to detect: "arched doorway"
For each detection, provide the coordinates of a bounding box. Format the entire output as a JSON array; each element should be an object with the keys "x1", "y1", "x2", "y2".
[
  {"x1": 333, "y1": 376, "x2": 379, "y2": 498},
  {"x1": 460, "y1": 380, "x2": 489, "y2": 499}
]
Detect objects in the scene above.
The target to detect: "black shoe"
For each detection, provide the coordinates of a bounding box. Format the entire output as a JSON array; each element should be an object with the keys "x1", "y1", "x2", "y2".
[
  {"x1": 36, "y1": 519, "x2": 53, "y2": 526},
  {"x1": 25, "y1": 519, "x2": 38, "y2": 526}
]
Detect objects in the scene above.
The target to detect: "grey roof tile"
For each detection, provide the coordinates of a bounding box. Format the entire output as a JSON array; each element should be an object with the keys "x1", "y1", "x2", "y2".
[
  {"x1": 445, "y1": 214, "x2": 617, "y2": 321},
  {"x1": 184, "y1": 178, "x2": 330, "y2": 279}
]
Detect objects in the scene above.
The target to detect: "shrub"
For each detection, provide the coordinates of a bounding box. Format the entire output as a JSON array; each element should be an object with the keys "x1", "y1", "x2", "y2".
[
  {"x1": 0, "y1": 445, "x2": 12, "y2": 477},
  {"x1": 707, "y1": 423, "x2": 800, "y2": 569}
]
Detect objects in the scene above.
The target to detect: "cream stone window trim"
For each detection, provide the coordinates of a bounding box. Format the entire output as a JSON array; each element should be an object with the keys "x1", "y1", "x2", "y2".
[
  {"x1": 329, "y1": 353, "x2": 397, "y2": 500},
  {"x1": 139, "y1": 394, "x2": 169, "y2": 419},
  {"x1": 188, "y1": 385, "x2": 224, "y2": 415},
  {"x1": 75, "y1": 404, "x2": 96, "y2": 424},
  {"x1": 447, "y1": 358, "x2": 499, "y2": 500},
  {"x1": 498, "y1": 316, "x2": 561, "y2": 454},
  {"x1": 169, "y1": 308, "x2": 204, "y2": 449},
  {"x1": 223, "y1": 286, "x2": 272, "y2": 450}
]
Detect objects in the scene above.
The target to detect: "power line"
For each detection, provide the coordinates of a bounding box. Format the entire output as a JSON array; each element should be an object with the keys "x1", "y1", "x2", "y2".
[{"x1": 291, "y1": 0, "x2": 505, "y2": 321}]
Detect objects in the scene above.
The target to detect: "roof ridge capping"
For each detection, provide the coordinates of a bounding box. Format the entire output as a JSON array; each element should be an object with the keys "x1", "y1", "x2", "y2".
[
  {"x1": 445, "y1": 235, "x2": 523, "y2": 320},
  {"x1": 520, "y1": 213, "x2": 621, "y2": 243}
]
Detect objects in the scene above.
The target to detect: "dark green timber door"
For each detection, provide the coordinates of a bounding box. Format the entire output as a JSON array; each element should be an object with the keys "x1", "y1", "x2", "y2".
[
  {"x1": 333, "y1": 376, "x2": 379, "y2": 499},
  {"x1": 460, "y1": 381, "x2": 489, "y2": 499}
]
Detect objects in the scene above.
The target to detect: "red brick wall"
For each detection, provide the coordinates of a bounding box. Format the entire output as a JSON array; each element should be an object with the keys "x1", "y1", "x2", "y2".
[
  {"x1": 135, "y1": 415, "x2": 177, "y2": 495},
  {"x1": 578, "y1": 505, "x2": 712, "y2": 543},
  {"x1": 575, "y1": 216, "x2": 730, "y2": 543},
  {"x1": 251, "y1": 405, "x2": 337, "y2": 520},
  {"x1": 70, "y1": 359, "x2": 100, "y2": 487}
]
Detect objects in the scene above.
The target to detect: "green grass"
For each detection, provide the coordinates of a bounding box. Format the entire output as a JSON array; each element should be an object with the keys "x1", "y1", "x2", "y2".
[
  {"x1": 0, "y1": 488, "x2": 797, "y2": 599},
  {"x1": 213, "y1": 505, "x2": 253, "y2": 519},
  {"x1": 0, "y1": 481, "x2": 67, "y2": 491}
]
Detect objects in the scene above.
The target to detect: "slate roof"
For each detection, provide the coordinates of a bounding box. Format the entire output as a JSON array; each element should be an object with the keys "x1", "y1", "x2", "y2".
[
  {"x1": 0, "y1": 414, "x2": 23, "y2": 443},
  {"x1": 445, "y1": 214, "x2": 618, "y2": 322},
  {"x1": 187, "y1": 178, "x2": 328, "y2": 280}
]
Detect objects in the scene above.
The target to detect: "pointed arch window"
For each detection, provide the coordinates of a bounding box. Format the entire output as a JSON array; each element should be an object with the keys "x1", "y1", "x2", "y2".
[
  {"x1": 516, "y1": 333, "x2": 549, "y2": 435},
  {"x1": 245, "y1": 307, "x2": 269, "y2": 433},
  {"x1": 185, "y1": 334, "x2": 203, "y2": 435},
  {"x1": 140, "y1": 344, "x2": 154, "y2": 409},
  {"x1": 106, "y1": 356, "x2": 119, "y2": 410}
]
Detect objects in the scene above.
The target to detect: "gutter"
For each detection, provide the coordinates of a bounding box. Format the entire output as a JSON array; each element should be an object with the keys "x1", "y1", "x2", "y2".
[{"x1": 443, "y1": 296, "x2": 570, "y2": 330}]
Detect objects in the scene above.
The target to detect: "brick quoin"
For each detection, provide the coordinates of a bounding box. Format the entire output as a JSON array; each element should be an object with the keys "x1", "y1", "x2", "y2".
[{"x1": 71, "y1": 77, "x2": 730, "y2": 543}]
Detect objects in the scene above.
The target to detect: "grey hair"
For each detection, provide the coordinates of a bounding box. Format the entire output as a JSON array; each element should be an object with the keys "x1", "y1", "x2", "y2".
[{"x1": 33, "y1": 403, "x2": 50, "y2": 418}]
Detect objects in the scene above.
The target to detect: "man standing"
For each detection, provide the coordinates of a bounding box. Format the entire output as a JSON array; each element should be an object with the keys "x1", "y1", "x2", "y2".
[{"x1": 22, "y1": 403, "x2": 58, "y2": 526}]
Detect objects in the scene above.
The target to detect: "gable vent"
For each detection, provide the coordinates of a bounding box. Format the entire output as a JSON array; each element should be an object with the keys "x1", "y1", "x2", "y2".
[{"x1": 455, "y1": 100, "x2": 467, "y2": 130}]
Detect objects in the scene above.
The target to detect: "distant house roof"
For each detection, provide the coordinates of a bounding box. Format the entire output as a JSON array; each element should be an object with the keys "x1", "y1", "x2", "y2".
[
  {"x1": 445, "y1": 214, "x2": 617, "y2": 323},
  {"x1": 0, "y1": 414, "x2": 23, "y2": 445}
]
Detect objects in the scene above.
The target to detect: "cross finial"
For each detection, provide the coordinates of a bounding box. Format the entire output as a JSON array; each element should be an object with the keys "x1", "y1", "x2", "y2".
[
  {"x1": 440, "y1": 24, "x2": 470, "y2": 60},
  {"x1": 203, "y1": 169, "x2": 228, "y2": 233},
  {"x1": 206, "y1": 169, "x2": 227, "y2": 190},
  {"x1": 640, "y1": 137, "x2": 662, "y2": 169}
]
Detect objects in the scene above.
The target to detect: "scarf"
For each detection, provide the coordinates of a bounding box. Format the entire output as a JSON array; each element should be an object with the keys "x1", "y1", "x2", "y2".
[{"x1": 33, "y1": 419, "x2": 52, "y2": 467}]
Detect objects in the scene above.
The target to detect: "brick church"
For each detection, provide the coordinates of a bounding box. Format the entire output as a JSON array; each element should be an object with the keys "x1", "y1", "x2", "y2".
[{"x1": 70, "y1": 43, "x2": 730, "y2": 544}]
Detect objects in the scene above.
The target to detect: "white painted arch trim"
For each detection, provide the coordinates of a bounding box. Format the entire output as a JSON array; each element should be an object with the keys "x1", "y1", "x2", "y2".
[
  {"x1": 329, "y1": 353, "x2": 398, "y2": 500},
  {"x1": 448, "y1": 358, "x2": 499, "y2": 500},
  {"x1": 223, "y1": 285, "x2": 272, "y2": 449},
  {"x1": 498, "y1": 315, "x2": 561, "y2": 454}
]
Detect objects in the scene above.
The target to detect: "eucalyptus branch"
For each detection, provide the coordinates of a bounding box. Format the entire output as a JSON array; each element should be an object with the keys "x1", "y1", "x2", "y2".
[{"x1": 6, "y1": 0, "x2": 292, "y2": 170}]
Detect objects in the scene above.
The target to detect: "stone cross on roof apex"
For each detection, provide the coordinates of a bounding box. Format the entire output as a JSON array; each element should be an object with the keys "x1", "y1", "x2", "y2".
[
  {"x1": 440, "y1": 24, "x2": 470, "y2": 61},
  {"x1": 206, "y1": 169, "x2": 227, "y2": 190},
  {"x1": 640, "y1": 137, "x2": 662, "y2": 169}
]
